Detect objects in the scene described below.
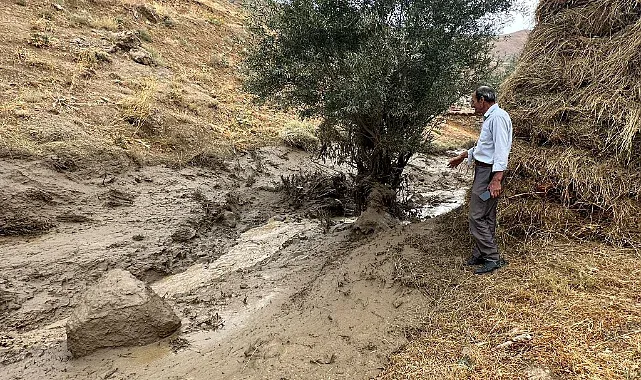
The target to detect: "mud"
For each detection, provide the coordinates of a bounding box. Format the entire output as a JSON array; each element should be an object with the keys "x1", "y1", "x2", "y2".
[{"x1": 0, "y1": 147, "x2": 471, "y2": 379}]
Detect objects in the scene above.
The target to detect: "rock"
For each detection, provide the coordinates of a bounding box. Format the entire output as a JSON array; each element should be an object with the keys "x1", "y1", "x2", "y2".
[
  {"x1": 66, "y1": 269, "x2": 181, "y2": 357},
  {"x1": 171, "y1": 227, "x2": 196, "y2": 242},
  {"x1": 136, "y1": 4, "x2": 161, "y2": 23},
  {"x1": 129, "y1": 48, "x2": 154, "y2": 66},
  {"x1": 513, "y1": 333, "x2": 533, "y2": 342},
  {"x1": 112, "y1": 31, "x2": 141, "y2": 52},
  {"x1": 222, "y1": 211, "x2": 238, "y2": 228},
  {"x1": 525, "y1": 365, "x2": 554, "y2": 380}
]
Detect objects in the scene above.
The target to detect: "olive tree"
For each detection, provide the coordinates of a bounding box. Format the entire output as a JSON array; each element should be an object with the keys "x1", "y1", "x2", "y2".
[{"x1": 244, "y1": 0, "x2": 513, "y2": 196}]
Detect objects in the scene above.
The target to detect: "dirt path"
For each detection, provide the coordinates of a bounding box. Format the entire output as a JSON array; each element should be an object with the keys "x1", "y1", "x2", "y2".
[{"x1": 0, "y1": 147, "x2": 471, "y2": 379}]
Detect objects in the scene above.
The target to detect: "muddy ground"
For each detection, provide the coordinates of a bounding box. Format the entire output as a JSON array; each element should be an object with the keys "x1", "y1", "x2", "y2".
[{"x1": 0, "y1": 146, "x2": 471, "y2": 379}]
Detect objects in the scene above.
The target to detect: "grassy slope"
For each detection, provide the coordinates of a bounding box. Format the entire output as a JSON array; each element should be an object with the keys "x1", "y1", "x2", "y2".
[{"x1": 0, "y1": 0, "x2": 292, "y2": 169}]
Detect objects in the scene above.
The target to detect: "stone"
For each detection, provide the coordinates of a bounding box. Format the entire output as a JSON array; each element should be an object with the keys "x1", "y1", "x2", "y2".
[
  {"x1": 222, "y1": 211, "x2": 239, "y2": 228},
  {"x1": 525, "y1": 366, "x2": 554, "y2": 380},
  {"x1": 136, "y1": 4, "x2": 161, "y2": 23},
  {"x1": 66, "y1": 269, "x2": 181, "y2": 357},
  {"x1": 172, "y1": 227, "x2": 196, "y2": 242},
  {"x1": 112, "y1": 31, "x2": 141, "y2": 52},
  {"x1": 129, "y1": 48, "x2": 154, "y2": 66}
]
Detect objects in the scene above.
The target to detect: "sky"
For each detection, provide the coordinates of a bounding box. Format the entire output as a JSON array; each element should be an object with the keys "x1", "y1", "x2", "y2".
[{"x1": 502, "y1": 0, "x2": 538, "y2": 34}]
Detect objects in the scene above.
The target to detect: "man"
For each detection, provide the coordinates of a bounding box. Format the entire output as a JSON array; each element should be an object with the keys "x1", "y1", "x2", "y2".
[{"x1": 448, "y1": 86, "x2": 513, "y2": 274}]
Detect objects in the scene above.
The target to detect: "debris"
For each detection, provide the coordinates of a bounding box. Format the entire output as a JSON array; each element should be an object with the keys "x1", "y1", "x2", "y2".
[
  {"x1": 132, "y1": 234, "x2": 145, "y2": 241},
  {"x1": 100, "y1": 368, "x2": 118, "y2": 379},
  {"x1": 102, "y1": 189, "x2": 135, "y2": 207},
  {"x1": 196, "y1": 312, "x2": 224, "y2": 331},
  {"x1": 221, "y1": 211, "x2": 238, "y2": 228},
  {"x1": 169, "y1": 337, "x2": 190, "y2": 353}
]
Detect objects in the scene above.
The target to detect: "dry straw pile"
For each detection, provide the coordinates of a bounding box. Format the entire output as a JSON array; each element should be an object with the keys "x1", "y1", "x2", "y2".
[{"x1": 500, "y1": 0, "x2": 641, "y2": 246}]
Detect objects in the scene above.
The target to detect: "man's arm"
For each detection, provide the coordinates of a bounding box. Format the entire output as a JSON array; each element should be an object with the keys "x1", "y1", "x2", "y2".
[
  {"x1": 448, "y1": 150, "x2": 469, "y2": 168},
  {"x1": 489, "y1": 116, "x2": 511, "y2": 198}
]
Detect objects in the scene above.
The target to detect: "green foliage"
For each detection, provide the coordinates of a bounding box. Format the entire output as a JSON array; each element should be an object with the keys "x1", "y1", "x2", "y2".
[{"x1": 244, "y1": 0, "x2": 513, "y2": 189}]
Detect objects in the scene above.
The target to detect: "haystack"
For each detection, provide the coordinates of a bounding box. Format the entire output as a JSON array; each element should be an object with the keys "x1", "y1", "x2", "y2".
[{"x1": 500, "y1": 0, "x2": 641, "y2": 245}]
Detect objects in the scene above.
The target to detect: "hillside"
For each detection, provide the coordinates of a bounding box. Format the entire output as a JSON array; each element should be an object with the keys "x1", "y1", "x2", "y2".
[
  {"x1": 493, "y1": 29, "x2": 530, "y2": 60},
  {"x1": 0, "y1": 0, "x2": 291, "y2": 171}
]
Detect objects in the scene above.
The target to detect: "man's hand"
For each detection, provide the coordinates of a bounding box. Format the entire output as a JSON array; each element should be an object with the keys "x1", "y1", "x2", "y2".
[
  {"x1": 488, "y1": 171, "x2": 504, "y2": 198},
  {"x1": 448, "y1": 151, "x2": 468, "y2": 169}
]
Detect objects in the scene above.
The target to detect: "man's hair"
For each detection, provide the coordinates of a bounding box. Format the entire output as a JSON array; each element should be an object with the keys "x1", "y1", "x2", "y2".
[{"x1": 475, "y1": 86, "x2": 497, "y2": 103}]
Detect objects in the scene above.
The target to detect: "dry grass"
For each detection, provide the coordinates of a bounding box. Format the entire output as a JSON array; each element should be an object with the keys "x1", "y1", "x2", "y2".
[
  {"x1": 499, "y1": 0, "x2": 641, "y2": 246},
  {"x1": 500, "y1": 141, "x2": 641, "y2": 246},
  {"x1": 279, "y1": 120, "x2": 320, "y2": 152},
  {"x1": 0, "y1": 0, "x2": 294, "y2": 170},
  {"x1": 119, "y1": 77, "x2": 160, "y2": 135},
  {"x1": 379, "y1": 210, "x2": 641, "y2": 379},
  {"x1": 91, "y1": 15, "x2": 121, "y2": 31},
  {"x1": 27, "y1": 32, "x2": 56, "y2": 48},
  {"x1": 15, "y1": 48, "x2": 54, "y2": 70}
]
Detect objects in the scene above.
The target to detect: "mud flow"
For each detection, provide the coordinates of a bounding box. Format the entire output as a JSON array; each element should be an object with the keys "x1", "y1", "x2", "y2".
[{"x1": 0, "y1": 146, "x2": 470, "y2": 379}]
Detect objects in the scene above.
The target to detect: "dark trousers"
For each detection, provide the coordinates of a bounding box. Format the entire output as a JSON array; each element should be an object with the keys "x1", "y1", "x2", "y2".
[{"x1": 469, "y1": 166, "x2": 500, "y2": 262}]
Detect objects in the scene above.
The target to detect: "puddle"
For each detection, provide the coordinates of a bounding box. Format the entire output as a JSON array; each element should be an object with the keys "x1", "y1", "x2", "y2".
[
  {"x1": 128, "y1": 342, "x2": 172, "y2": 365},
  {"x1": 152, "y1": 219, "x2": 322, "y2": 298},
  {"x1": 413, "y1": 188, "x2": 469, "y2": 219}
]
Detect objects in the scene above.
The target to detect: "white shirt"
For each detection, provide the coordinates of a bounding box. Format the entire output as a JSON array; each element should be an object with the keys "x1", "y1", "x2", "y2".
[{"x1": 467, "y1": 104, "x2": 513, "y2": 172}]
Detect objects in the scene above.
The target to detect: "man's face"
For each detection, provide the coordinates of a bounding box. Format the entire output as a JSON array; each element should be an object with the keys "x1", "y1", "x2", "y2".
[{"x1": 470, "y1": 93, "x2": 485, "y2": 115}]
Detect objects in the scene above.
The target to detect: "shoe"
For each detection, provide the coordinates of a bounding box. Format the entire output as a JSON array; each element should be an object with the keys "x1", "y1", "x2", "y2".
[
  {"x1": 474, "y1": 259, "x2": 507, "y2": 274},
  {"x1": 465, "y1": 256, "x2": 485, "y2": 266}
]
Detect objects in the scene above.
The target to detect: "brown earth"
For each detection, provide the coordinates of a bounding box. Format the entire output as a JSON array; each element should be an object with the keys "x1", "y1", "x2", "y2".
[
  {"x1": 5, "y1": 1, "x2": 638, "y2": 379},
  {"x1": 0, "y1": 1, "x2": 481, "y2": 377},
  {"x1": 0, "y1": 145, "x2": 473, "y2": 379}
]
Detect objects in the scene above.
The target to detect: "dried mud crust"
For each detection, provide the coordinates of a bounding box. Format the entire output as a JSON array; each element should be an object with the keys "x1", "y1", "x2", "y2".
[{"x1": 0, "y1": 147, "x2": 471, "y2": 379}]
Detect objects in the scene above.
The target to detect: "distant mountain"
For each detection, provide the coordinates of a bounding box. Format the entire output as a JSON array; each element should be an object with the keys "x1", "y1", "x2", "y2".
[{"x1": 493, "y1": 29, "x2": 530, "y2": 60}]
